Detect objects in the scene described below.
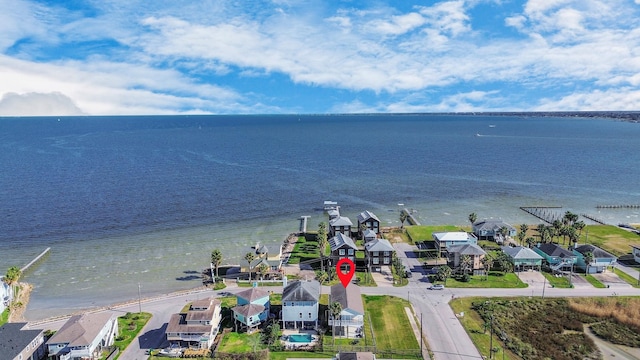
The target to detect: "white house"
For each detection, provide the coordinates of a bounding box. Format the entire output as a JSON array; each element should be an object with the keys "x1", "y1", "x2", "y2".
[
  {"x1": 46, "y1": 313, "x2": 118, "y2": 360},
  {"x1": 281, "y1": 280, "x2": 320, "y2": 330},
  {"x1": 632, "y1": 245, "x2": 640, "y2": 264},
  {"x1": 166, "y1": 297, "x2": 222, "y2": 349},
  {"x1": 329, "y1": 284, "x2": 364, "y2": 338},
  {"x1": 1, "y1": 280, "x2": 11, "y2": 315},
  {"x1": 432, "y1": 232, "x2": 478, "y2": 255}
]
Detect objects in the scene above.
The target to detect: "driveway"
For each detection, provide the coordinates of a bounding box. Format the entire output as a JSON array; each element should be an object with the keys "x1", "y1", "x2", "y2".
[
  {"x1": 516, "y1": 270, "x2": 547, "y2": 288},
  {"x1": 591, "y1": 271, "x2": 632, "y2": 289},
  {"x1": 371, "y1": 266, "x2": 394, "y2": 287}
]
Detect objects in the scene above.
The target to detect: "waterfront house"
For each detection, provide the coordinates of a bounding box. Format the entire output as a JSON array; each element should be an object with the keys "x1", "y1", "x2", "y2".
[
  {"x1": 1, "y1": 279, "x2": 10, "y2": 314},
  {"x1": 0, "y1": 322, "x2": 46, "y2": 360},
  {"x1": 364, "y1": 238, "x2": 394, "y2": 272},
  {"x1": 501, "y1": 246, "x2": 543, "y2": 271},
  {"x1": 329, "y1": 233, "x2": 358, "y2": 264},
  {"x1": 281, "y1": 280, "x2": 320, "y2": 330},
  {"x1": 632, "y1": 245, "x2": 640, "y2": 264},
  {"x1": 232, "y1": 287, "x2": 270, "y2": 331},
  {"x1": 330, "y1": 216, "x2": 353, "y2": 237},
  {"x1": 328, "y1": 208, "x2": 341, "y2": 220},
  {"x1": 357, "y1": 210, "x2": 380, "y2": 236},
  {"x1": 362, "y1": 229, "x2": 377, "y2": 243},
  {"x1": 534, "y1": 243, "x2": 577, "y2": 271},
  {"x1": 432, "y1": 232, "x2": 478, "y2": 256},
  {"x1": 573, "y1": 244, "x2": 617, "y2": 274},
  {"x1": 473, "y1": 219, "x2": 517, "y2": 242},
  {"x1": 329, "y1": 284, "x2": 364, "y2": 338},
  {"x1": 46, "y1": 313, "x2": 118, "y2": 360},
  {"x1": 166, "y1": 297, "x2": 222, "y2": 349},
  {"x1": 241, "y1": 242, "x2": 283, "y2": 275},
  {"x1": 447, "y1": 243, "x2": 487, "y2": 275},
  {"x1": 324, "y1": 201, "x2": 339, "y2": 211}
]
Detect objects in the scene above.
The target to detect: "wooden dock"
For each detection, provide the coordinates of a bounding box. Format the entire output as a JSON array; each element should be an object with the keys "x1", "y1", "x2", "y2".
[
  {"x1": 520, "y1": 206, "x2": 563, "y2": 224},
  {"x1": 21, "y1": 247, "x2": 51, "y2": 273},
  {"x1": 596, "y1": 204, "x2": 640, "y2": 209},
  {"x1": 402, "y1": 208, "x2": 421, "y2": 226},
  {"x1": 581, "y1": 214, "x2": 607, "y2": 225},
  {"x1": 299, "y1": 216, "x2": 310, "y2": 234}
]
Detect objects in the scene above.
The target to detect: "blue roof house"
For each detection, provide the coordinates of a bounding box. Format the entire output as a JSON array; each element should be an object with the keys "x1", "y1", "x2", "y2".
[
  {"x1": 573, "y1": 244, "x2": 617, "y2": 274},
  {"x1": 232, "y1": 287, "x2": 271, "y2": 331}
]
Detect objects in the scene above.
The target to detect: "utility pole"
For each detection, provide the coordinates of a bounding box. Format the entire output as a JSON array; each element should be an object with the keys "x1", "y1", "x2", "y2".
[
  {"x1": 420, "y1": 312, "x2": 423, "y2": 353},
  {"x1": 489, "y1": 313, "x2": 494, "y2": 359},
  {"x1": 542, "y1": 275, "x2": 546, "y2": 299},
  {"x1": 138, "y1": 282, "x2": 142, "y2": 313}
]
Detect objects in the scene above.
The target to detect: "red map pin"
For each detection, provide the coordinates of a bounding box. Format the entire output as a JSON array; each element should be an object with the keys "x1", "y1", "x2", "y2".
[{"x1": 336, "y1": 258, "x2": 355, "y2": 288}]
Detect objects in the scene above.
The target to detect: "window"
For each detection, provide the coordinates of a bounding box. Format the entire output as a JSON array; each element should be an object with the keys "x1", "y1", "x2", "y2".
[
  {"x1": 373, "y1": 251, "x2": 379, "y2": 256},
  {"x1": 339, "y1": 249, "x2": 345, "y2": 256},
  {"x1": 373, "y1": 258, "x2": 379, "y2": 265},
  {"x1": 348, "y1": 249, "x2": 354, "y2": 255},
  {"x1": 384, "y1": 251, "x2": 390, "y2": 256},
  {"x1": 383, "y1": 257, "x2": 390, "y2": 264}
]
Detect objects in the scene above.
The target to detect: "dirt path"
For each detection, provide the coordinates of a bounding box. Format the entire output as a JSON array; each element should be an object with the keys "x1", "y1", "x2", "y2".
[
  {"x1": 8, "y1": 282, "x2": 33, "y2": 322},
  {"x1": 584, "y1": 324, "x2": 640, "y2": 360}
]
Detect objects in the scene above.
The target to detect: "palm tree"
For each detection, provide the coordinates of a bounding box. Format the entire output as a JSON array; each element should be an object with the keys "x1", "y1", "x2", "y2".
[
  {"x1": 460, "y1": 255, "x2": 473, "y2": 276},
  {"x1": 574, "y1": 220, "x2": 586, "y2": 237},
  {"x1": 525, "y1": 236, "x2": 536, "y2": 248},
  {"x1": 244, "y1": 252, "x2": 256, "y2": 282},
  {"x1": 552, "y1": 220, "x2": 563, "y2": 243},
  {"x1": 565, "y1": 226, "x2": 578, "y2": 248},
  {"x1": 400, "y1": 211, "x2": 408, "y2": 229},
  {"x1": 437, "y1": 265, "x2": 452, "y2": 286},
  {"x1": 4, "y1": 266, "x2": 21, "y2": 305},
  {"x1": 316, "y1": 224, "x2": 328, "y2": 272},
  {"x1": 518, "y1": 224, "x2": 528, "y2": 245},
  {"x1": 481, "y1": 255, "x2": 493, "y2": 280},
  {"x1": 564, "y1": 211, "x2": 578, "y2": 227},
  {"x1": 210, "y1": 249, "x2": 223, "y2": 280},
  {"x1": 468, "y1": 213, "x2": 477, "y2": 227},
  {"x1": 584, "y1": 251, "x2": 594, "y2": 274},
  {"x1": 257, "y1": 264, "x2": 269, "y2": 281},
  {"x1": 315, "y1": 270, "x2": 328, "y2": 284},
  {"x1": 329, "y1": 301, "x2": 343, "y2": 344}
]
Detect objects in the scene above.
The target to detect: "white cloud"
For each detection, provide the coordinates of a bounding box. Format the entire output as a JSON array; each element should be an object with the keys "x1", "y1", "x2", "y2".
[
  {"x1": 536, "y1": 88, "x2": 640, "y2": 110},
  {"x1": 0, "y1": 92, "x2": 84, "y2": 116}
]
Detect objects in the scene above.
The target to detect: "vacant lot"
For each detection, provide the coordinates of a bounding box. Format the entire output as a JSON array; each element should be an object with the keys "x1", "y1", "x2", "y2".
[{"x1": 580, "y1": 225, "x2": 640, "y2": 256}]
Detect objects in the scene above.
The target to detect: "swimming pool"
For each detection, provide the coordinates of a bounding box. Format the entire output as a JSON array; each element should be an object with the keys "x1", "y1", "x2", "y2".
[{"x1": 288, "y1": 334, "x2": 313, "y2": 343}]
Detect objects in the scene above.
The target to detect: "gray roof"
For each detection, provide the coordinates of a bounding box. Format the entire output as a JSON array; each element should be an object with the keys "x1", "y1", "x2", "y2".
[
  {"x1": 501, "y1": 246, "x2": 544, "y2": 260},
  {"x1": 364, "y1": 238, "x2": 394, "y2": 253},
  {"x1": 473, "y1": 219, "x2": 516, "y2": 231},
  {"x1": 0, "y1": 323, "x2": 43, "y2": 359},
  {"x1": 166, "y1": 313, "x2": 211, "y2": 335},
  {"x1": 536, "y1": 243, "x2": 575, "y2": 258},
  {"x1": 363, "y1": 229, "x2": 377, "y2": 238},
  {"x1": 47, "y1": 312, "x2": 115, "y2": 347},
  {"x1": 339, "y1": 352, "x2": 376, "y2": 360},
  {"x1": 236, "y1": 287, "x2": 270, "y2": 302},
  {"x1": 574, "y1": 244, "x2": 617, "y2": 259},
  {"x1": 185, "y1": 298, "x2": 220, "y2": 323},
  {"x1": 282, "y1": 280, "x2": 320, "y2": 302},
  {"x1": 330, "y1": 233, "x2": 358, "y2": 251},
  {"x1": 330, "y1": 216, "x2": 353, "y2": 227},
  {"x1": 330, "y1": 284, "x2": 364, "y2": 316},
  {"x1": 357, "y1": 210, "x2": 380, "y2": 223},
  {"x1": 448, "y1": 243, "x2": 487, "y2": 256},
  {"x1": 232, "y1": 303, "x2": 266, "y2": 318}
]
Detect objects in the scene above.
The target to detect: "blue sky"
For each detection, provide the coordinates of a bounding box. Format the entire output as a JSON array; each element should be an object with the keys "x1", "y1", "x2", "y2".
[{"x1": 1, "y1": 0, "x2": 639, "y2": 115}]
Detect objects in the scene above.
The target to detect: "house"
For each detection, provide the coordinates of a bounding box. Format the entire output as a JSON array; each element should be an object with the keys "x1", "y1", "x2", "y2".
[
  {"x1": 281, "y1": 280, "x2": 320, "y2": 330},
  {"x1": 241, "y1": 242, "x2": 283, "y2": 275},
  {"x1": 329, "y1": 233, "x2": 358, "y2": 264},
  {"x1": 328, "y1": 208, "x2": 341, "y2": 220},
  {"x1": 330, "y1": 216, "x2": 353, "y2": 237},
  {"x1": 573, "y1": 244, "x2": 617, "y2": 274},
  {"x1": 447, "y1": 243, "x2": 487, "y2": 275},
  {"x1": 432, "y1": 232, "x2": 478, "y2": 255},
  {"x1": 364, "y1": 238, "x2": 394, "y2": 271},
  {"x1": 1, "y1": 279, "x2": 10, "y2": 314},
  {"x1": 335, "y1": 352, "x2": 376, "y2": 360},
  {"x1": 362, "y1": 229, "x2": 377, "y2": 243},
  {"x1": 534, "y1": 243, "x2": 577, "y2": 271},
  {"x1": 0, "y1": 322, "x2": 46, "y2": 360},
  {"x1": 166, "y1": 297, "x2": 222, "y2": 349},
  {"x1": 329, "y1": 284, "x2": 364, "y2": 338},
  {"x1": 357, "y1": 210, "x2": 380, "y2": 236},
  {"x1": 501, "y1": 246, "x2": 543, "y2": 271},
  {"x1": 324, "y1": 201, "x2": 339, "y2": 211},
  {"x1": 232, "y1": 287, "x2": 271, "y2": 331},
  {"x1": 473, "y1": 219, "x2": 517, "y2": 242},
  {"x1": 46, "y1": 313, "x2": 118, "y2": 360},
  {"x1": 632, "y1": 245, "x2": 640, "y2": 264}
]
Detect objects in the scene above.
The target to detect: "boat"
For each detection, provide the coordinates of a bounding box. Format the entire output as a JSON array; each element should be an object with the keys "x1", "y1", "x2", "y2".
[
  {"x1": 489, "y1": 124, "x2": 496, "y2": 128},
  {"x1": 475, "y1": 133, "x2": 482, "y2": 137}
]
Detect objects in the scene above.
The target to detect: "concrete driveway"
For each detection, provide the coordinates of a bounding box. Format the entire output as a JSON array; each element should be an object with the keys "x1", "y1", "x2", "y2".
[
  {"x1": 516, "y1": 270, "x2": 547, "y2": 288},
  {"x1": 371, "y1": 266, "x2": 394, "y2": 287},
  {"x1": 592, "y1": 271, "x2": 632, "y2": 289}
]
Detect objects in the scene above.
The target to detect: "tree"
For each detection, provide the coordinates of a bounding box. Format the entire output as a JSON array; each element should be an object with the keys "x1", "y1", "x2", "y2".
[
  {"x1": 574, "y1": 220, "x2": 586, "y2": 237},
  {"x1": 565, "y1": 226, "x2": 578, "y2": 247},
  {"x1": 584, "y1": 251, "x2": 594, "y2": 274},
  {"x1": 315, "y1": 270, "x2": 328, "y2": 284},
  {"x1": 468, "y1": 213, "x2": 477, "y2": 227},
  {"x1": 437, "y1": 265, "x2": 452, "y2": 285},
  {"x1": 244, "y1": 252, "x2": 256, "y2": 282},
  {"x1": 329, "y1": 301, "x2": 343, "y2": 344},
  {"x1": 316, "y1": 224, "x2": 328, "y2": 272},
  {"x1": 525, "y1": 236, "x2": 536, "y2": 248},
  {"x1": 499, "y1": 226, "x2": 509, "y2": 243},
  {"x1": 496, "y1": 253, "x2": 513, "y2": 274},
  {"x1": 518, "y1": 224, "x2": 528, "y2": 245},
  {"x1": 460, "y1": 255, "x2": 473, "y2": 276},
  {"x1": 392, "y1": 253, "x2": 406, "y2": 280},
  {"x1": 257, "y1": 264, "x2": 269, "y2": 281},
  {"x1": 210, "y1": 249, "x2": 223, "y2": 279},
  {"x1": 327, "y1": 266, "x2": 337, "y2": 282},
  {"x1": 400, "y1": 211, "x2": 408, "y2": 229},
  {"x1": 552, "y1": 220, "x2": 563, "y2": 243},
  {"x1": 481, "y1": 255, "x2": 494, "y2": 280}
]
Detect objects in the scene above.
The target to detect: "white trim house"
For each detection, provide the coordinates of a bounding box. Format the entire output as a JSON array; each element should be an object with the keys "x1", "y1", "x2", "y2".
[
  {"x1": 46, "y1": 313, "x2": 118, "y2": 360},
  {"x1": 281, "y1": 280, "x2": 320, "y2": 330}
]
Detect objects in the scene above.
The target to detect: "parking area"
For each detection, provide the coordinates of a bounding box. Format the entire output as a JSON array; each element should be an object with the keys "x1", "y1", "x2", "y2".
[
  {"x1": 516, "y1": 270, "x2": 547, "y2": 288},
  {"x1": 370, "y1": 266, "x2": 395, "y2": 287},
  {"x1": 591, "y1": 270, "x2": 632, "y2": 288}
]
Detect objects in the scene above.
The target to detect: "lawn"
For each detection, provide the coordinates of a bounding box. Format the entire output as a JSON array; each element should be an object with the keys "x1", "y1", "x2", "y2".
[
  {"x1": 113, "y1": 312, "x2": 152, "y2": 359},
  {"x1": 217, "y1": 332, "x2": 265, "y2": 353},
  {"x1": 580, "y1": 225, "x2": 640, "y2": 256},
  {"x1": 287, "y1": 236, "x2": 320, "y2": 265},
  {"x1": 541, "y1": 272, "x2": 572, "y2": 288},
  {"x1": 363, "y1": 295, "x2": 420, "y2": 351},
  {"x1": 613, "y1": 268, "x2": 640, "y2": 287},
  {"x1": 432, "y1": 272, "x2": 527, "y2": 288},
  {"x1": 0, "y1": 308, "x2": 8, "y2": 326},
  {"x1": 585, "y1": 274, "x2": 606, "y2": 288},
  {"x1": 269, "y1": 352, "x2": 336, "y2": 360}
]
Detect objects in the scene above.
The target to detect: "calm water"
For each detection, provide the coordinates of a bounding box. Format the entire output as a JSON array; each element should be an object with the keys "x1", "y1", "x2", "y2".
[{"x1": 0, "y1": 114, "x2": 639, "y2": 319}]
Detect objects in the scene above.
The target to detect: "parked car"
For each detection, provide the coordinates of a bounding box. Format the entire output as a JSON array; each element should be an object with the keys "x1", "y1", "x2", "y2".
[{"x1": 430, "y1": 284, "x2": 445, "y2": 290}]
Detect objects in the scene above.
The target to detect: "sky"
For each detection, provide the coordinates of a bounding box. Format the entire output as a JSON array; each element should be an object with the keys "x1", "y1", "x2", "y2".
[{"x1": 0, "y1": 0, "x2": 639, "y2": 116}]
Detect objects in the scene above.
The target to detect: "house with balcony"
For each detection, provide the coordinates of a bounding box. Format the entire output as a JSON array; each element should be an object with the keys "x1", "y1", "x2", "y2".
[
  {"x1": 329, "y1": 284, "x2": 364, "y2": 338},
  {"x1": 534, "y1": 243, "x2": 577, "y2": 271},
  {"x1": 447, "y1": 243, "x2": 487, "y2": 275},
  {"x1": 0, "y1": 322, "x2": 46, "y2": 360},
  {"x1": 1, "y1": 279, "x2": 10, "y2": 315},
  {"x1": 281, "y1": 280, "x2": 320, "y2": 330},
  {"x1": 573, "y1": 244, "x2": 617, "y2": 274},
  {"x1": 166, "y1": 297, "x2": 222, "y2": 349},
  {"x1": 240, "y1": 242, "x2": 283, "y2": 276},
  {"x1": 501, "y1": 246, "x2": 543, "y2": 271},
  {"x1": 357, "y1": 210, "x2": 380, "y2": 237},
  {"x1": 46, "y1": 313, "x2": 118, "y2": 360},
  {"x1": 432, "y1": 232, "x2": 478, "y2": 256},
  {"x1": 330, "y1": 216, "x2": 353, "y2": 237},
  {"x1": 472, "y1": 219, "x2": 517, "y2": 242},
  {"x1": 364, "y1": 238, "x2": 394, "y2": 272},
  {"x1": 329, "y1": 233, "x2": 358, "y2": 265},
  {"x1": 232, "y1": 287, "x2": 270, "y2": 332}
]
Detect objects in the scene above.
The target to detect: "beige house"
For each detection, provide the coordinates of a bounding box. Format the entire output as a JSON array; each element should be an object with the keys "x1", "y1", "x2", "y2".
[
  {"x1": 166, "y1": 297, "x2": 222, "y2": 349},
  {"x1": 447, "y1": 243, "x2": 487, "y2": 275},
  {"x1": 46, "y1": 313, "x2": 118, "y2": 360}
]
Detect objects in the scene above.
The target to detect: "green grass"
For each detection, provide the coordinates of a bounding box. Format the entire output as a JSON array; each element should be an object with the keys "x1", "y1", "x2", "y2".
[
  {"x1": 613, "y1": 268, "x2": 640, "y2": 288},
  {"x1": 432, "y1": 272, "x2": 527, "y2": 288},
  {"x1": 270, "y1": 352, "x2": 336, "y2": 360},
  {"x1": 585, "y1": 274, "x2": 607, "y2": 288},
  {"x1": 364, "y1": 295, "x2": 419, "y2": 351},
  {"x1": 581, "y1": 225, "x2": 640, "y2": 257},
  {"x1": 287, "y1": 236, "x2": 320, "y2": 264},
  {"x1": 406, "y1": 225, "x2": 465, "y2": 242},
  {"x1": 541, "y1": 272, "x2": 572, "y2": 288},
  {"x1": 0, "y1": 308, "x2": 8, "y2": 326},
  {"x1": 218, "y1": 332, "x2": 265, "y2": 352},
  {"x1": 355, "y1": 272, "x2": 377, "y2": 286},
  {"x1": 113, "y1": 312, "x2": 152, "y2": 359}
]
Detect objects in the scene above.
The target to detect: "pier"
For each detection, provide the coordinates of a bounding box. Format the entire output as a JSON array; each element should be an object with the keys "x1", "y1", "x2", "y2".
[
  {"x1": 402, "y1": 208, "x2": 421, "y2": 226},
  {"x1": 596, "y1": 204, "x2": 640, "y2": 209},
  {"x1": 299, "y1": 216, "x2": 310, "y2": 234},
  {"x1": 520, "y1": 206, "x2": 563, "y2": 224},
  {"x1": 21, "y1": 247, "x2": 51, "y2": 274},
  {"x1": 581, "y1": 214, "x2": 607, "y2": 225}
]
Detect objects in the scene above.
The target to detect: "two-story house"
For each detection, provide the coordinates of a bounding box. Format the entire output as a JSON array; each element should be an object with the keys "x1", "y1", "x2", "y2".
[
  {"x1": 232, "y1": 287, "x2": 271, "y2": 332},
  {"x1": 281, "y1": 280, "x2": 320, "y2": 330},
  {"x1": 166, "y1": 297, "x2": 222, "y2": 349},
  {"x1": 447, "y1": 243, "x2": 487, "y2": 275},
  {"x1": 329, "y1": 216, "x2": 353, "y2": 237},
  {"x1": 0, "y1": 322, "x2": 46, "y2": 360},
  {"x1": 573, "y1": 244, "x2": 617, "y2": 274},
  {"x1": 357, "y1": 210, "x2": 380, "y2": 237},
  {"x1": 46, "y1": 313, "x2": 118, "y2": 360},
  {"x1": 534, "y1": 243, "x2": 577, "y2": 271},
  {"x1": 364, "y1": 238, "x2": 394, "y2": 272},
  {"x1": 432, "y1": 232, "x2": 478, "y2": 257},
  {"x1": 472, "y1": 219, "x2": 517, "y2": 242},
  {"x1": 329, "y1": 233, "x2": 358, "y2": 265},
  {"x1": 329, "y1": 284, "x2": 364, "y2": 338}
]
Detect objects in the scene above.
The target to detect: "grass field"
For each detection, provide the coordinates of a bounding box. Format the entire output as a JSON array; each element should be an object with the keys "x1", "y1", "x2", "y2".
[
  {"x1": 287, "y1": 236, "x2": 320, "y2": 264},
  {"x1": 541, "y1": 272, "x2": 572, "y2": 288},
  {"x1": 613, "y1": 268, "x2": 640, "y2": 287},
  {"x1": 364, "y1": 295, "x2": 419, "y2": 351},
  {"x1": 430, "y1": 272, "x2": 527, "y2": 288},
  {"x1": 217, "y1": 332, "x2": 265, "y2": 353},
  {"x1": 580, "y1": 225, "x2": 640, "y2": 256},
  {"x1": 585, "y1": 274, "x2": 607, "y2": 288},
  {"x1": 405, "y1": 225, "x2": 466, "y2": 243},
  {"x1": 113, "y1": 312, "x2": 152, "y2": 358}
]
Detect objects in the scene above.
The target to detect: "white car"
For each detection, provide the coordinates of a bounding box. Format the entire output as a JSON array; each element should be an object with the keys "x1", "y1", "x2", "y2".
[{"x1": 431, "y1": 284, "x2": 445, "y2": 290}]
